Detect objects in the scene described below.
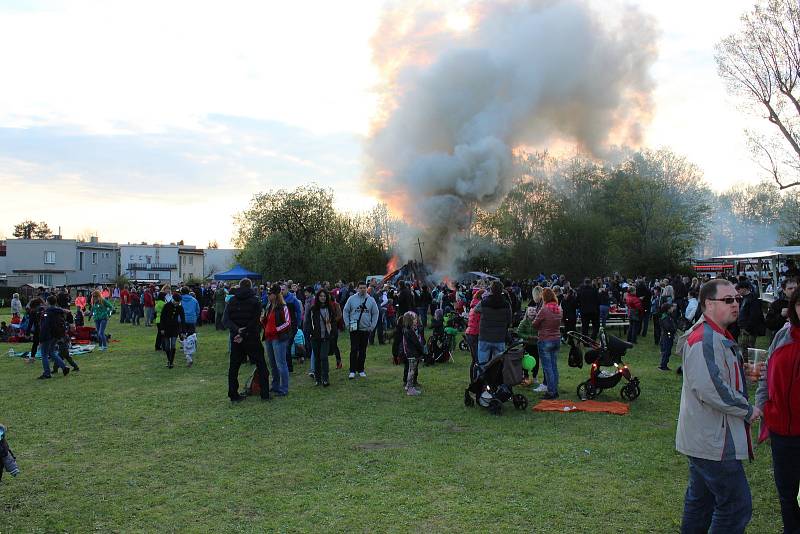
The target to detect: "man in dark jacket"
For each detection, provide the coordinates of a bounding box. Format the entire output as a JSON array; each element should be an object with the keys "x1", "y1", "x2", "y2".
[
  {"x1": 223, "y1": 278, "x2": 270, "y2": 402},
  {"x1": 577, "y1": 278, "x2": 600, "y2": 339},
  {"x1": 736, "y1": 282, "x2": 765, "y2": 360},
  {"x1": 636, "y1": 278, "x2": 652, "y2": 338},
  {"x1": 475, "y1": 281, "x2": 512, "y2": 367},
  {"x1": 765, "y1": 277, "x2": 797, "y2": 337},
  {"x1": 282, "y1": 284, "x2": 303, "y2": 372},
  {"x1": 38, "y1": 295, "x2": 70, "y2": 379}
]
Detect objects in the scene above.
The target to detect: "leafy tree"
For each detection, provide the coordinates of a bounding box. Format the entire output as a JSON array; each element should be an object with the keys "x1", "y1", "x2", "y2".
[
  {"x1": 207, "y1": 240, "x2": 219, "y2": 249},
  {"x1": 12, "y1": 220, "x2": 51, "y2": 239}
]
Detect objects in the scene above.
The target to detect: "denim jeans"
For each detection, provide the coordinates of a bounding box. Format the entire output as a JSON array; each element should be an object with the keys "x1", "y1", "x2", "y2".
[
  {"x1": 538, "y1": 339, "x2": 560, "y2": 395},
  {"x1": 770, "y1": 432, "x2": 800, "y2": 533},
  {"x1": 599, "y1": 305, "x2": 609, "y2": 328},
  {"x1": 681, "y1": 456, "x2": 752, "y2": 534},
  {"x1": 40, "y1": 339, "x2": 66, "y2": 376},
  {"x1": 95, "y1": 318, "x2": 108, "y2": 348},
  {"x1": 659, "y1": 335, "x2": 673, "y2": 369},
  {"x1": 265, "y1": 338, "x2": 290, "y2": 395},
  {"x1": 627, "y1": 320, "x2": 640, "y2": 343},
  {"x1": 144, "y1": 307, "x2": 154, "y2": 326},
  {"x1": 477, "y1": 340, "x2": 505, "y2": 366}
]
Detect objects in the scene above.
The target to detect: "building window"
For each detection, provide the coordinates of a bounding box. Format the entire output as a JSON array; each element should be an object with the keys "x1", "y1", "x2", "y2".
[
  {"x1": 139, "y1": 255, "x2": 143, "y2": 261},
  {"x1": 44, "y1": 251, "x2": 56, "y2": 264},
  {"x1": 148, "y1": 273, "x2": 158, "y2": 280},
  {"x1": 189, "y1": 256, "x2": 193, "y2": 265},
  {"x1": 79, "y1": 251, "x2": 84, "y2": 270},
  {"x1": 92, "y1": 274, "x2": 97, "y2": 283},
  {"x1": 130, "y1": 255, "x2": 134, "y2": 261},
  {"x1": 92, "y1": 252, "x2": 98, "y2": 264},
  {"x1": 38, "y1": 274, "x2": 53, "y2": 286}
]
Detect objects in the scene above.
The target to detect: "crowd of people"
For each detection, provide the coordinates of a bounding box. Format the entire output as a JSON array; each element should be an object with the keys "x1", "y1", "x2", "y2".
[{"x1": 3, "y1": 267, "x2": 799, "y2": 532}]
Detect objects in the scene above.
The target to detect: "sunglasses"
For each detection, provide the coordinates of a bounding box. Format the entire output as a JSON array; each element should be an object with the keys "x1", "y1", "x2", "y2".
[{"x1": 708, "y1": 295, "x2": 743, "y2": 305}]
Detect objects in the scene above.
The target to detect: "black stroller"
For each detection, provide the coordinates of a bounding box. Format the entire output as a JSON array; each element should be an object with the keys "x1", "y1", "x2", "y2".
[
  {"x1": 566, "y1": 328, "x2": 641, "y2": 401},
  {"x1": 464, "y1": 337, "x2": 529, "y2": 415}
]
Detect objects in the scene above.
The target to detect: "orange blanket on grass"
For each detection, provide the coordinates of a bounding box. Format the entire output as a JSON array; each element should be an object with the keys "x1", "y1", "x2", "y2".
[{"x1": 532, "y1": 399, "x2": 630, "y2": 415}]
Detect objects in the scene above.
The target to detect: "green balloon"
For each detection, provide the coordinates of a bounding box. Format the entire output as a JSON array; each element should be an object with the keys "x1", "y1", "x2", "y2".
[{"x1": 522, "y1": 354, "x2": 536, "y2": 371}]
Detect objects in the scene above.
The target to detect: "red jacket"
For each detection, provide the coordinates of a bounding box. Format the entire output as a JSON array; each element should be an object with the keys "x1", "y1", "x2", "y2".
[
  {"x1": 263, "y1": 304, "x2": 291, "y2": 341},
  {"x1": 143, "y1": 291, "x2": 155, "y2": 308},
  {"x1": 466, "y1": 296, "x2": 482, "y2": 335},
  {"x1": 760, "y1": 325, "x2": 800, "y2": 438}
]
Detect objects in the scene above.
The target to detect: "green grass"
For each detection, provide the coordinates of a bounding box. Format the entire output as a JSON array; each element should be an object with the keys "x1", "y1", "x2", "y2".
[{"x1": 0, "y1": 308, "x2": 782, "y2": 533}]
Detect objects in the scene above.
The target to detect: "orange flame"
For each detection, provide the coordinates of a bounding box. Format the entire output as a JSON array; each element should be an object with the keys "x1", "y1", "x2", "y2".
[
  {"x1": 442, "y1": 275, "x2": 455, "y2": 290},
  {"x1": 386, "y1": 254, "x2": 400, "y2": 275}
]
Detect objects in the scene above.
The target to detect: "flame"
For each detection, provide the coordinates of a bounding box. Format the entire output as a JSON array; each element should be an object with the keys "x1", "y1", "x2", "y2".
[
  {"x1": 386, "y1": 254, "x2": 400, "y2": 275},
  {"x1": 442, "y1": 275, "x2": 455, "y2": 290}
]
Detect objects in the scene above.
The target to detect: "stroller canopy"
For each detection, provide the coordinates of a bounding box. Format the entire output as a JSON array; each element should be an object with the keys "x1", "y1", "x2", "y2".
[{"x1": 213, "y1": 264, "x2": 262, "y2": 281}]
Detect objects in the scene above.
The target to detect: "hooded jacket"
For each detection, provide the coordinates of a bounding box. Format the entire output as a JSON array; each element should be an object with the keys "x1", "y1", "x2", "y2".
[
  {"x1": 676, "y1": 316, "x2": 755, "y2": 462},
  {"x1": 465, "y1": 295, "x2": 482, "y2": 335},
  {"x1": 343, "y1": 292, "x2": 379, "y2": 332},
  {"x1": 533, "y1": 302, "x2": 562, "y2": 342},
  {"x1": 180, "y1": 294, "x2": 201, "y2": 324}
]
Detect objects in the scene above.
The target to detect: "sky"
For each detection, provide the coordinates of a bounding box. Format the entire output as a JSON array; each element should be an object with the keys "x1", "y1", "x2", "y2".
[{"x1": 0, "y1": 0, "x2": 763, "y2": 247}]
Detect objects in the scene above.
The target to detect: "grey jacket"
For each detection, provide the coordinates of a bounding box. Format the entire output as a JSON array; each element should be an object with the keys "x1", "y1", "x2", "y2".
[
  {"x1": 755, "y1": 322, "x2": 792, "y2": 409},
  {"x1": 676, "y1": 316, "x2": 755, "y2": 461},
  {"x1": 343, "y1": 293, "x2": 379, "y2": 332}
]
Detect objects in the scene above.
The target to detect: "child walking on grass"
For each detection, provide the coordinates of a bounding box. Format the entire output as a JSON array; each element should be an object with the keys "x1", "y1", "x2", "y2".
[{"x1": 401, "y1": 311, "x2": 424, "y2": 396}]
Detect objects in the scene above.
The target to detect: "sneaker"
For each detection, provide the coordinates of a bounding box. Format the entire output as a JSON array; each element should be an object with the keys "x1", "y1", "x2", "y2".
[
  {"x1": 322, "y1": 381, "x2": 330, "y2": 387},
  {"x1": 406, "y1": 387, "x2": 421, "y2": 396},
  {"x1": 657, "y1": 366, "x2": 671, "y2": 371},
  {"x1": 348, "y1": 372, "x2": 356, "y2": 379},
  {"x1": 230, "y1": 394, "x2": 247, "y2": 403},
  {"x1": 533, "y1": 383, "x2": 548, "y2": 393},
  {"x1": 36, "y1": 374, "x2": 52, "y2": 380},
  {"x1": 315, "y1": 381, "x2": 321, "y2": 386},
  {"x1": 359, "y1": 372, "x2": 367, "y2": 378},
  {"x1": 187, "y1": 360, "x2": 193, "y2": 367},
  {"x1": 542, "y1": 392, "x2": 559, "y2": 400},
  {"x1": 308, "y1": 372, "x2": 315, "y2": 378}
]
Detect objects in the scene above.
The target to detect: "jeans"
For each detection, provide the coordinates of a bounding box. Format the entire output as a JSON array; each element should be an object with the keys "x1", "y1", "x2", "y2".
[
  {"x1": 311, "y1": 338, "x2": 330, "y2": 382},
  {"x1": 599, "y1": 305, "x2": 609, "y2": 328},
  {"x1": 144, "y1": 307, "x2": 154, "y2": 326},
  {"x1": 659, "y1": 335, "x2": 673, "y2": 369},
  {"x1": 640, "y1": 310, "x2": 650, "y2": 337},
  {"x1": 477, "y1": 340, "x2": 505, "y2": 366},
  {"x1": 681, "y1": 456, "x2": 752, "y2": 534},
  {"x1": 538, "y1": 339, "x2": 560, "y2": 395},
  {"x1": 40, "y1": 339, "x2": 66, "y2": 376},
  {"x1": 627, "y1": 320, "x2": 640, "y2": 344},
  {"x1": 349, "y1": 330, "x2": 370, "y2": 373},
  {"x1": 95, "y1": 318, "x2": 108, "y2": 348},
  {"x1": 416, "y1": 307, "x2": 428, "y2": 329},
  {"x1": 265, "y1": 338, "x2": 290, "y2": 395},
  {"x1": 770, "y1": 432, "x2": 800, "y2": 533}
]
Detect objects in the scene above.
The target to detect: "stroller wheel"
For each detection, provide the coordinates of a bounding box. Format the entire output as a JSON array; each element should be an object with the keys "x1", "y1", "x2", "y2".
[
  {"x1": 459, "y1": 339, "x2": 469, "y2": 352},
  {"x1": 577, "y1": 381, "x2": 598, "y2": 401},
  {"x1": 621, "y1": 382, "x2": 641, "y2": 401},
  {"x1": 487, "y1": 398, "x2": 502, "y2": 416},
  {"x1": 512, "y1": 394, "x2": 528, "y2": 410},
  {"x1": 464, "y1": 390, "x2": 475, "y2": 407}
]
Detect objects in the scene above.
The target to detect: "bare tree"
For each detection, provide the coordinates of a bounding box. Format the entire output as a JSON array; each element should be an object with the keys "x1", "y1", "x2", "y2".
[{"x1": 716, "y1": 0, "x2": 800, "y2": 189}]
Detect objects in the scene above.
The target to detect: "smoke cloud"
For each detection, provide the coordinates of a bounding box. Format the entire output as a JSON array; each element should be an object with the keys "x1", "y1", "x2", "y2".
[{"x1": 365, "y1": 0, "x2": 658, "y2": 276}]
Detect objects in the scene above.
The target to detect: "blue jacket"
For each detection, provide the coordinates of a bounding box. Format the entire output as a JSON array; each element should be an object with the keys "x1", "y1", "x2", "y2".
[
  {"x1": 284, "y1": 292, "x2": 303, "y2": 334},
  {"x1": 181, "y1": 295, "x2": 201, "y2": 324}
]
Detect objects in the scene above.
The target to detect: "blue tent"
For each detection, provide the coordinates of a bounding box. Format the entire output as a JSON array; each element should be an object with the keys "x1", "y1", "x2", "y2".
[{"x1": 213, "y1": 264, "x2": 262, "y2": 281}]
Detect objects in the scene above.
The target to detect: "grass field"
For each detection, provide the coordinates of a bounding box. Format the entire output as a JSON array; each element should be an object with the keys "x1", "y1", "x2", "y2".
[{"x1": 0, "y1": 307, "x2": 783, "y2": 533}]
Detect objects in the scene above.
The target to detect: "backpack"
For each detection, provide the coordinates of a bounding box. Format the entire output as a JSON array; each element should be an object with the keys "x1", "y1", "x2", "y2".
[{"x1": 42, "y1": 308, "x2": 66, "y2": 339}]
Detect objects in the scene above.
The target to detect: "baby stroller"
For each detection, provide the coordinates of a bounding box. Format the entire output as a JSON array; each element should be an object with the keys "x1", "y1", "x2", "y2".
[
  {"x1": 464, "y1": 337, "x2": 529, "y2": 415},
  {"x1": 566, "y1": 328, "x2": 641, "y2": 401},
  {"x1": 426, "y1": 329, "x2": 453, "y2": 364}
]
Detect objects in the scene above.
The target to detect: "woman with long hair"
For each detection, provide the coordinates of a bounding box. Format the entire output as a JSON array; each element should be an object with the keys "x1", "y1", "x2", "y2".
[
  {"x1": 91, "y1": 290, "x2": 114, "y2": 351},
  {"x1": 158, "y1": 293, "x2": 185, "y2": 368},
  {"x1": 263, "y1": 284, "x2": 292, "y2": 396},
  {"x1": 304, "y1": 288, "x2": 334, "y2": 387},
  {"x1": 533, "y1": 288, "x2": 562, "y2": 399}
]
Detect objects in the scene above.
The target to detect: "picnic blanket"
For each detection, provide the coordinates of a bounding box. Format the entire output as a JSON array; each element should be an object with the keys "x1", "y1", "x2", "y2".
[
  {"x1": 532, "y1": 399, "x2": 630, "y2": 415},
  {"x1": 6, "y1": 344, "x2": 97, "y2": 360}
]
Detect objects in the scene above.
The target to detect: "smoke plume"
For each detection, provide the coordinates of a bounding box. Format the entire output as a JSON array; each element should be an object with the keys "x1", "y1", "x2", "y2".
[{"x1": 365, "y1": 0, "x2": 658, "y2": 276}]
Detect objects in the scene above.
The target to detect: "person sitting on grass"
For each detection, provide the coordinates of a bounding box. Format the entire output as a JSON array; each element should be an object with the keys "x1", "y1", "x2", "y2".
[
  {"x1": 658, "y1": 302, "x2": 677, "y2": 371},
  {"x1": 401, "y1": 311, "x2": 424, "y2": 396}
]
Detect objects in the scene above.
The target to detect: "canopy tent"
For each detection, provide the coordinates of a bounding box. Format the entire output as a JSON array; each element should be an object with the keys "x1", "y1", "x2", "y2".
[{"x1": 213, "y1": 264, "x2": 262, "y2": 281}]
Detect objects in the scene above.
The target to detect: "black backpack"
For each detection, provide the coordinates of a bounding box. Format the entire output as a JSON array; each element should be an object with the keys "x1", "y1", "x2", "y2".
[{"x1": 42, "y1": 308, "x2": 66, "y2": 339}]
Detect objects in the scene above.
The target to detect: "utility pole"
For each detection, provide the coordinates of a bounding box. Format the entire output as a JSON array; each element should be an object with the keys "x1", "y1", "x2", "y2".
[{"x1": 417, "y1": 237, "x2": 425, "y2": 265}]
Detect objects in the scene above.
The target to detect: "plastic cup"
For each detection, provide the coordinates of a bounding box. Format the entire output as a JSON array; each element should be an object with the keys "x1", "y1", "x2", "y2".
[{"x1": 747, "y1": 348, "x2": 766, "y2": 367}]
